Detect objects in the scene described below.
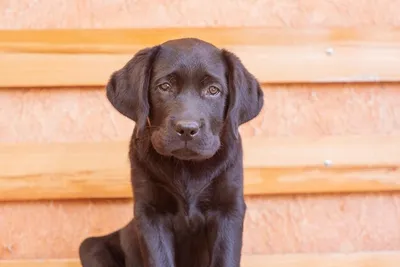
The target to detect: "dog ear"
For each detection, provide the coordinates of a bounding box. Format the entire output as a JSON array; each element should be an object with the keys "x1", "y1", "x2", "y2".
[
  {"x1": 106, "y1": 46, "x2": 160, "y2": 137},
  {"x1": 222, "y1": 49, "x2": 264, "y2": 139}
]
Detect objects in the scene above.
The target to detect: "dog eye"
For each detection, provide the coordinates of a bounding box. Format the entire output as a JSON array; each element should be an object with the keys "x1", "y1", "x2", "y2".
[
  {"x1": 207, "y1": 86, "x2": 220, "y2": 96},
  {"x1": 157, "y1": 83, "x2": 171, "y2": 92}
]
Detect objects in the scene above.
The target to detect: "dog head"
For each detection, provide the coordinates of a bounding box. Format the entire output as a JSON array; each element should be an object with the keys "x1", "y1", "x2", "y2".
[{"x1": 106, "y1": 38, "x2": 263, "y2": 161}]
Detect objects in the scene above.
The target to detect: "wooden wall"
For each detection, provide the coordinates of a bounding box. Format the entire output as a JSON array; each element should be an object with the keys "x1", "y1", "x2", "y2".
[{"x1": 1, "y1": 1, "x2": 400, "y2": 266}]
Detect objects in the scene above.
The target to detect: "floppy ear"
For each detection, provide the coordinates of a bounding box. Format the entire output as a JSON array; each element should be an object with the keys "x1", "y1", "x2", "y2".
[
  {"x1": 222, "y1": 49, "x2": 264, "y2": 139},
  {"x1": 106, "y1": 45, "x2": 160, "y2": 137}
]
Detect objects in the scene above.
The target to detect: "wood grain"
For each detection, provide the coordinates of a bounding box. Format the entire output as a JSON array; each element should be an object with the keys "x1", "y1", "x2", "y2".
[
  {"x1": 1, "y1": 135, "x2": 399, "y2": 201},
  {"x1": 1, "y1": 28, "x2": 400, "y2": 87},
  {"x1": 1, "y1": 252, "x2": 400, "y2": 267}
]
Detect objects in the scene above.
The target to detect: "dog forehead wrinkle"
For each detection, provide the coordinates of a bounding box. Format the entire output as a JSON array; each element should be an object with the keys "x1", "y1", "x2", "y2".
[{"x1": 154, "y1": 58, "x2": 226, "y2": 85}]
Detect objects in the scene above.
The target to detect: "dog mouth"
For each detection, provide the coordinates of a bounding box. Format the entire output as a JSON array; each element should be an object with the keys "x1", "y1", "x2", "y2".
[
  {"x1": 171, "y1": 148, "x2": 204, "y2": 160},
  {"x1": 151, "y1": 130, "x2": 219, "y2": 161}
]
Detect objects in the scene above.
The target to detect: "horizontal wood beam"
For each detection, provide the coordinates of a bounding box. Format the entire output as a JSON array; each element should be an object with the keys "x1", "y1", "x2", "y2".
[
  {"x1": 1, "y1": 252, "x2": 400, "y2": 267},
  {"x1": 1, "y1": 135, "x2": 399, "y2": 201},
  {"x1": 1, "y1": 27, "x2": 400, "y2": 87}
]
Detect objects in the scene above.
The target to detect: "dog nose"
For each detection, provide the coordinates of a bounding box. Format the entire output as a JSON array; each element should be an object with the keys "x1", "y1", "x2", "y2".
[{"x1": 174, "y1": 120, "x2": 200, "y2": 140}]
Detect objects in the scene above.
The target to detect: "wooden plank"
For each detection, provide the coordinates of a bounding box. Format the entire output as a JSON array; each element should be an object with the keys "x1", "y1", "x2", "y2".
[
  {"x1": 2, "y1": 28, "x2": 399, "y2": 54},
  {"x1": 1, "y1": 27, "x2": 400, "y2": 87},
  {"x1": 0, "y1": 135, "x2": 399, "y2": 201},
  {"x1": 1, "y1": 252, "x2": 400, "y2": 267},
  {"x1": 1, "y1": 166, "x2": 400, "y2": 201}
]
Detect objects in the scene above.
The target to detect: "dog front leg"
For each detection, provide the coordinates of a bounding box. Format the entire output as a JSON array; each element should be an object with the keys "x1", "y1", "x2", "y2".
[
  {"x1": 207, "y1": 203, "x2": 246, "y2": 267},
  {"x1": 135, "y1": 203, "x2": 175, "y2": 267}
]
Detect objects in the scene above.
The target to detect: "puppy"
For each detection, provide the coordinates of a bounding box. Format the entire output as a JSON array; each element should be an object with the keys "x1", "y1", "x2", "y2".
[{"x1": 79, "y1": 38, "x2": 264, "y2": 267}]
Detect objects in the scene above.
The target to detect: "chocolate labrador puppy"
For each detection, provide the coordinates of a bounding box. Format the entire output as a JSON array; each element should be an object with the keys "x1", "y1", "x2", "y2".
[{"x1": 79, "y1": 38, "x2": 263, "y2": 267}]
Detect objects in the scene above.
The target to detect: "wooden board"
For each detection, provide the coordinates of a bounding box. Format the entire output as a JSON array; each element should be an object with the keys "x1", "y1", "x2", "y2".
[
  {"x1": 1, "y1": 27, "x2": 400, "y2": 87},
  {"x1": 1, "y1": 135, "x2": 399, "y2": 201},
  {"x1": 1, "y1": 252, "x2": 400, "y2": 267}
]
